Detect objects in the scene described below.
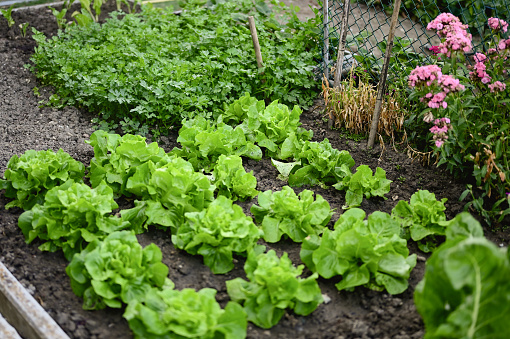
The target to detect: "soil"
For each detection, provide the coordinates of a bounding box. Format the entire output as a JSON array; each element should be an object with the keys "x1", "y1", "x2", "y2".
[{"x1": 0, "y1": 2, "x2": 509, "y2": 339}]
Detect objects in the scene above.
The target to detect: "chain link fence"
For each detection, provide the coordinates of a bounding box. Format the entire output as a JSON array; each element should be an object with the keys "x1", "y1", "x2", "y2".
[{"x1": 320, "y1": 0, "x2": 510, "y2": 82}]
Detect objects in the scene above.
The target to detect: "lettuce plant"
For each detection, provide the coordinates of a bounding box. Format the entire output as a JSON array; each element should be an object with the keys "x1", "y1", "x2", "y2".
[
  {"x1": 171, "y1": 117, "x2": 262, "y2": 172},
  {"x1": 0, "y1": 149, "x2": 85, "y2": 210},
  {"x1": 66, "y1": 230, "x2": 173, "y2": 310},
  {"x1": 218, "y1": 92, "x2": 265, "y2": 126},
  {"x1": 240, "y1": 99, "x2": 313, "y2": 159},
  {"x1": 301, "y1": 208, "x2": 416, "y2": 294},
  {"x1": 172, "y1": 196, "x2": 262, "y2": 274},
  {"x1": 287, "y1": 139, "x2": 355, "y2": 187},
  {"x1": 18, "y1": 180, "x2": 129, "y2": 261},
  {"x1": 86, "y1": 130, "x2": 171, "y2": 197},
  {"x1": 121, "y1": 157, "x2": 216, "y2": 232},
  {"x1": 250, "y1": 186, "x2": 333, "y2": 243},
  {"x1": 212, "y1": 155, "x2": 258, "y2": 201},
  {"x1": 124, "y1": 288, "x2": 247, "y2": 339},
  {"x1": 392, "y1": 190, "x2": 448, "y2": 252},
  {"x1": 414, "y1": 213, "x2": 510, "y2": 338},
  {"x1": 226, "y1": 246, "x2": 323, "y2": 329},
  {"x1": 334, "y1": 165, "x2": 392, "y2": 208}
]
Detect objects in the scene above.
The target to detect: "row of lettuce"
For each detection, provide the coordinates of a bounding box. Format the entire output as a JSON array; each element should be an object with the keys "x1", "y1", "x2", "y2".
[{"x1": 1, "y1": 95, "x2": 510, "y2": 338}]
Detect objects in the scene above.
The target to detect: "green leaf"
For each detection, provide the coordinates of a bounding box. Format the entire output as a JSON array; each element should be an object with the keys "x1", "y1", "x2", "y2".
[{"x1": 415, "y1": 237, "x2": 510, "y2": 338}]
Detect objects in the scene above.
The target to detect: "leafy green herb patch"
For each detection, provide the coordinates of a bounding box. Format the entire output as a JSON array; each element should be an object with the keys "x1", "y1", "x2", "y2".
[{"x1": 29, "y1": 0, "x2": 320, "y2": 135}]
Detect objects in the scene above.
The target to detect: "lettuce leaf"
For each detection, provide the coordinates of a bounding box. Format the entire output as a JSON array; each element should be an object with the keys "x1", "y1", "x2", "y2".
[
  {"x1": 212, "y1": 155, "x2": 258, "y2": 201},
  {"x1": 66, "y1": 230, "x2": 173, "y2": 310},
  {"x1": 392, "y1": 190, "x2": 448, "y2": 252},
  {"x1": 250, "y1": 186, "x2": 333, "y2": 243},
  {"x1": 171, "y1": 116, "x2": 262, "y2": 172},
  {"x1": 334, "y1": 165, "x2": 392, "y2": 208},
  {"x1": 218, "y1": 92, "x2": 265, "y2": 126},
  {"x1": 172, "y1": 196, "x2": 262, "y2": 274},
  {"x1": 239, "y1": 99, "x2": 313, "y2": 159},
  {"x1": 121, "y1": 157, "x2": 216, "y2": 232},
  {"x1": 300, "y1": 208, "x2": 416, "y2": 294},
  {"x1": 415, "y1": 217, "x2": 510, "y2": 339},
  {"x1": 86, "y1": 130, "x2": 171, "y2": 197},
  {"x1": 226, "y1": 245, "x2": 323, "y2": 329},
  {"x1": 288, "y1": 139, "x2": 355, "y2": 187},
  {"x1": 124, "y1": 288, "x2": 247, "y2": 339},
  {"x1": 18, "y1": 180, "x2": 129, "y2": 261},
  {"x1": 1, "y1": 149, "x2": 85, "y2": 210}
]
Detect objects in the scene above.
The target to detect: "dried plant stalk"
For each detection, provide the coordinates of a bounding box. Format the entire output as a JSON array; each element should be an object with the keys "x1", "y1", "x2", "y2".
[{"x1": 322, "y1": 73, "x2": 405, "y2": 140}]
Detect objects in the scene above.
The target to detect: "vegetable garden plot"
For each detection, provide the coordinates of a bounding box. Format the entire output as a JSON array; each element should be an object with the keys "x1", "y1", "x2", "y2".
[{"x1": 1, "y1": 1, "x2": 510, "y2": 339}]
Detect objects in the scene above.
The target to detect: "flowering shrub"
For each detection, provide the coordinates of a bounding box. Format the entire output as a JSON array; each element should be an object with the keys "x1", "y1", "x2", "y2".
[{"x1": 407, "y1": 14, "x2": 510, "y2": 224}]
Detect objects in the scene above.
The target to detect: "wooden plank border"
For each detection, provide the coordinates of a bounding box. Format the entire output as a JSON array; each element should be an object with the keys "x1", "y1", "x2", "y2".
[{"x1": 0, "y1": 261, "x2": 69, "y2": 339}]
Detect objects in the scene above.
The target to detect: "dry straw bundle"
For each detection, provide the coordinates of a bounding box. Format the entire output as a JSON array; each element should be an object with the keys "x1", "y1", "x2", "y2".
[{"x1": 322, "y1": 72, "x2": 405, "y2": 140}]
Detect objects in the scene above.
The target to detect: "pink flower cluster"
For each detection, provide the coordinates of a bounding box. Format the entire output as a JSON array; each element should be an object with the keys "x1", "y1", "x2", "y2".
[
  {"x1": 498, "y1": 38, "x2": 510, "y2": 50},
  {"x1": 408, "y1": 65, "x2": 442, "y2": 88},
  {"x1": 488, "y1": 81, "x2": 506, "y2": 93},
  {"x1": 488, "y1": 17, "x2": 508, "y2": 32},
  {"x1": 427, "y1": 13, "x2": 472, "y2": 57},
  {"x1": 408, "y1": 65, "x2": 464, "y2": 110},
  {"x1": 469, "y1": 53, "x2": 492, "y2": 84},
  {"x1": 429, "y1": 117, "x2": 451, "y2": 147}
]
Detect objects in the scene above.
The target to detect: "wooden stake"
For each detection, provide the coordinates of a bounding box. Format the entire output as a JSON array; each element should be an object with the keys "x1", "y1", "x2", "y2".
[
  {"x1": 323, "y1": 0, "x2": 329, "y2": 80},
  {"x1": 333, "y1": 0, "x2": 351, "y2": 88},
  {"x1": 367, "y1": 0, "x2": 402, "y2": 149},
  {"x1": 248, "y1": 16, "x2": 263, "y2": 69}
]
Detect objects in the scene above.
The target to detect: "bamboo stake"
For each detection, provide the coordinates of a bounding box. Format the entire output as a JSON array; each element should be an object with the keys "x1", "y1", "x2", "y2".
[
  {"x1": 333, "y1": 0, "x2": 351, "y2": 88},
  {"x1": 367, "y1": 0, "x2": 402, "y2": 149},
  {"x1": 323, "y1": 0, "x2": 329, "y2": 80},
  {"x1": 248, "y1": 16, "x2": 263, "y2": 69}
]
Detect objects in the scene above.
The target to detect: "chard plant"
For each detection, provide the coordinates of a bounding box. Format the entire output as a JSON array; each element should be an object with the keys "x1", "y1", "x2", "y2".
[
  {"x1": 226, "y1": 245, "x2": 323, "y2": 329},
  {"x1": 212, "y1": 155, "x2": 258, "y2": 201},
  {"x1": 392, "y1": 190, "x2": 448, "y2": 252},
  {"x1": 66, "y1": 230, "x2": 173, "y2": 310},
  {"x1": 18, "y1": 180, "x2": 129, "y2": 261},
  {"x1": 124, "y1": 288, "x2": 247, "y2": 339},
  {"x1": 0, "y1": 149, "x2": 85, "y2": 210},
  {"x1": 414, "y1": 212, "x2": 510, "y2": 338},
  {"x1": 250, "y1": 186, "x2": 333, "y2": 243},
  {"x1": 172, "y1": 196, "x2": 262, "y2": 274},
  {"x1": 301, "y1": 208, "x2": 417, "y2": 295}
]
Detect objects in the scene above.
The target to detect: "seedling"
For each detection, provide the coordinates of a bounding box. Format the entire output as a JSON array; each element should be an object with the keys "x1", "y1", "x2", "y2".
[
  {"x1": 19, "y1": 22, "x2": 29, "y2": 38},
  {"x1": 0, "y1": 5, "x2": 15, "y2": 28}
]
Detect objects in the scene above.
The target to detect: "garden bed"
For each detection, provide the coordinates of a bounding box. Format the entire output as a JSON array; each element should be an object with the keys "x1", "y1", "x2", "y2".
[{"x1": 0, "y1": 2, "x2": 509, "y2": 339}]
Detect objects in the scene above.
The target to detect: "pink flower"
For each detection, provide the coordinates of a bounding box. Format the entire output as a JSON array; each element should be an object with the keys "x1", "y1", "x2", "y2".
[
  {"x1": 488, "y1": 17, "x2": 509, "y2": 32},
  {"x1": 427, "y1": 13, "x2": 472, "y2": 56},
  {"x1": 429, "y1": 45, "x2": 440, "y2": 55},
  {"x1": 429, "y1": 116, "x2": 451, "y2": 148},
  {"x1": 408, "y1": 65, "x2": 442, "y2": 88},
  {"x1": 488, "y1": 81, "x2": 507, "y2": 93}
]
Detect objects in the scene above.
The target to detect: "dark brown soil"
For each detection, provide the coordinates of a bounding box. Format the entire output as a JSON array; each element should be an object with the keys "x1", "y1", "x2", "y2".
[{"x1": 0, "y1": 2, "x2": 508, "y2": 339}]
